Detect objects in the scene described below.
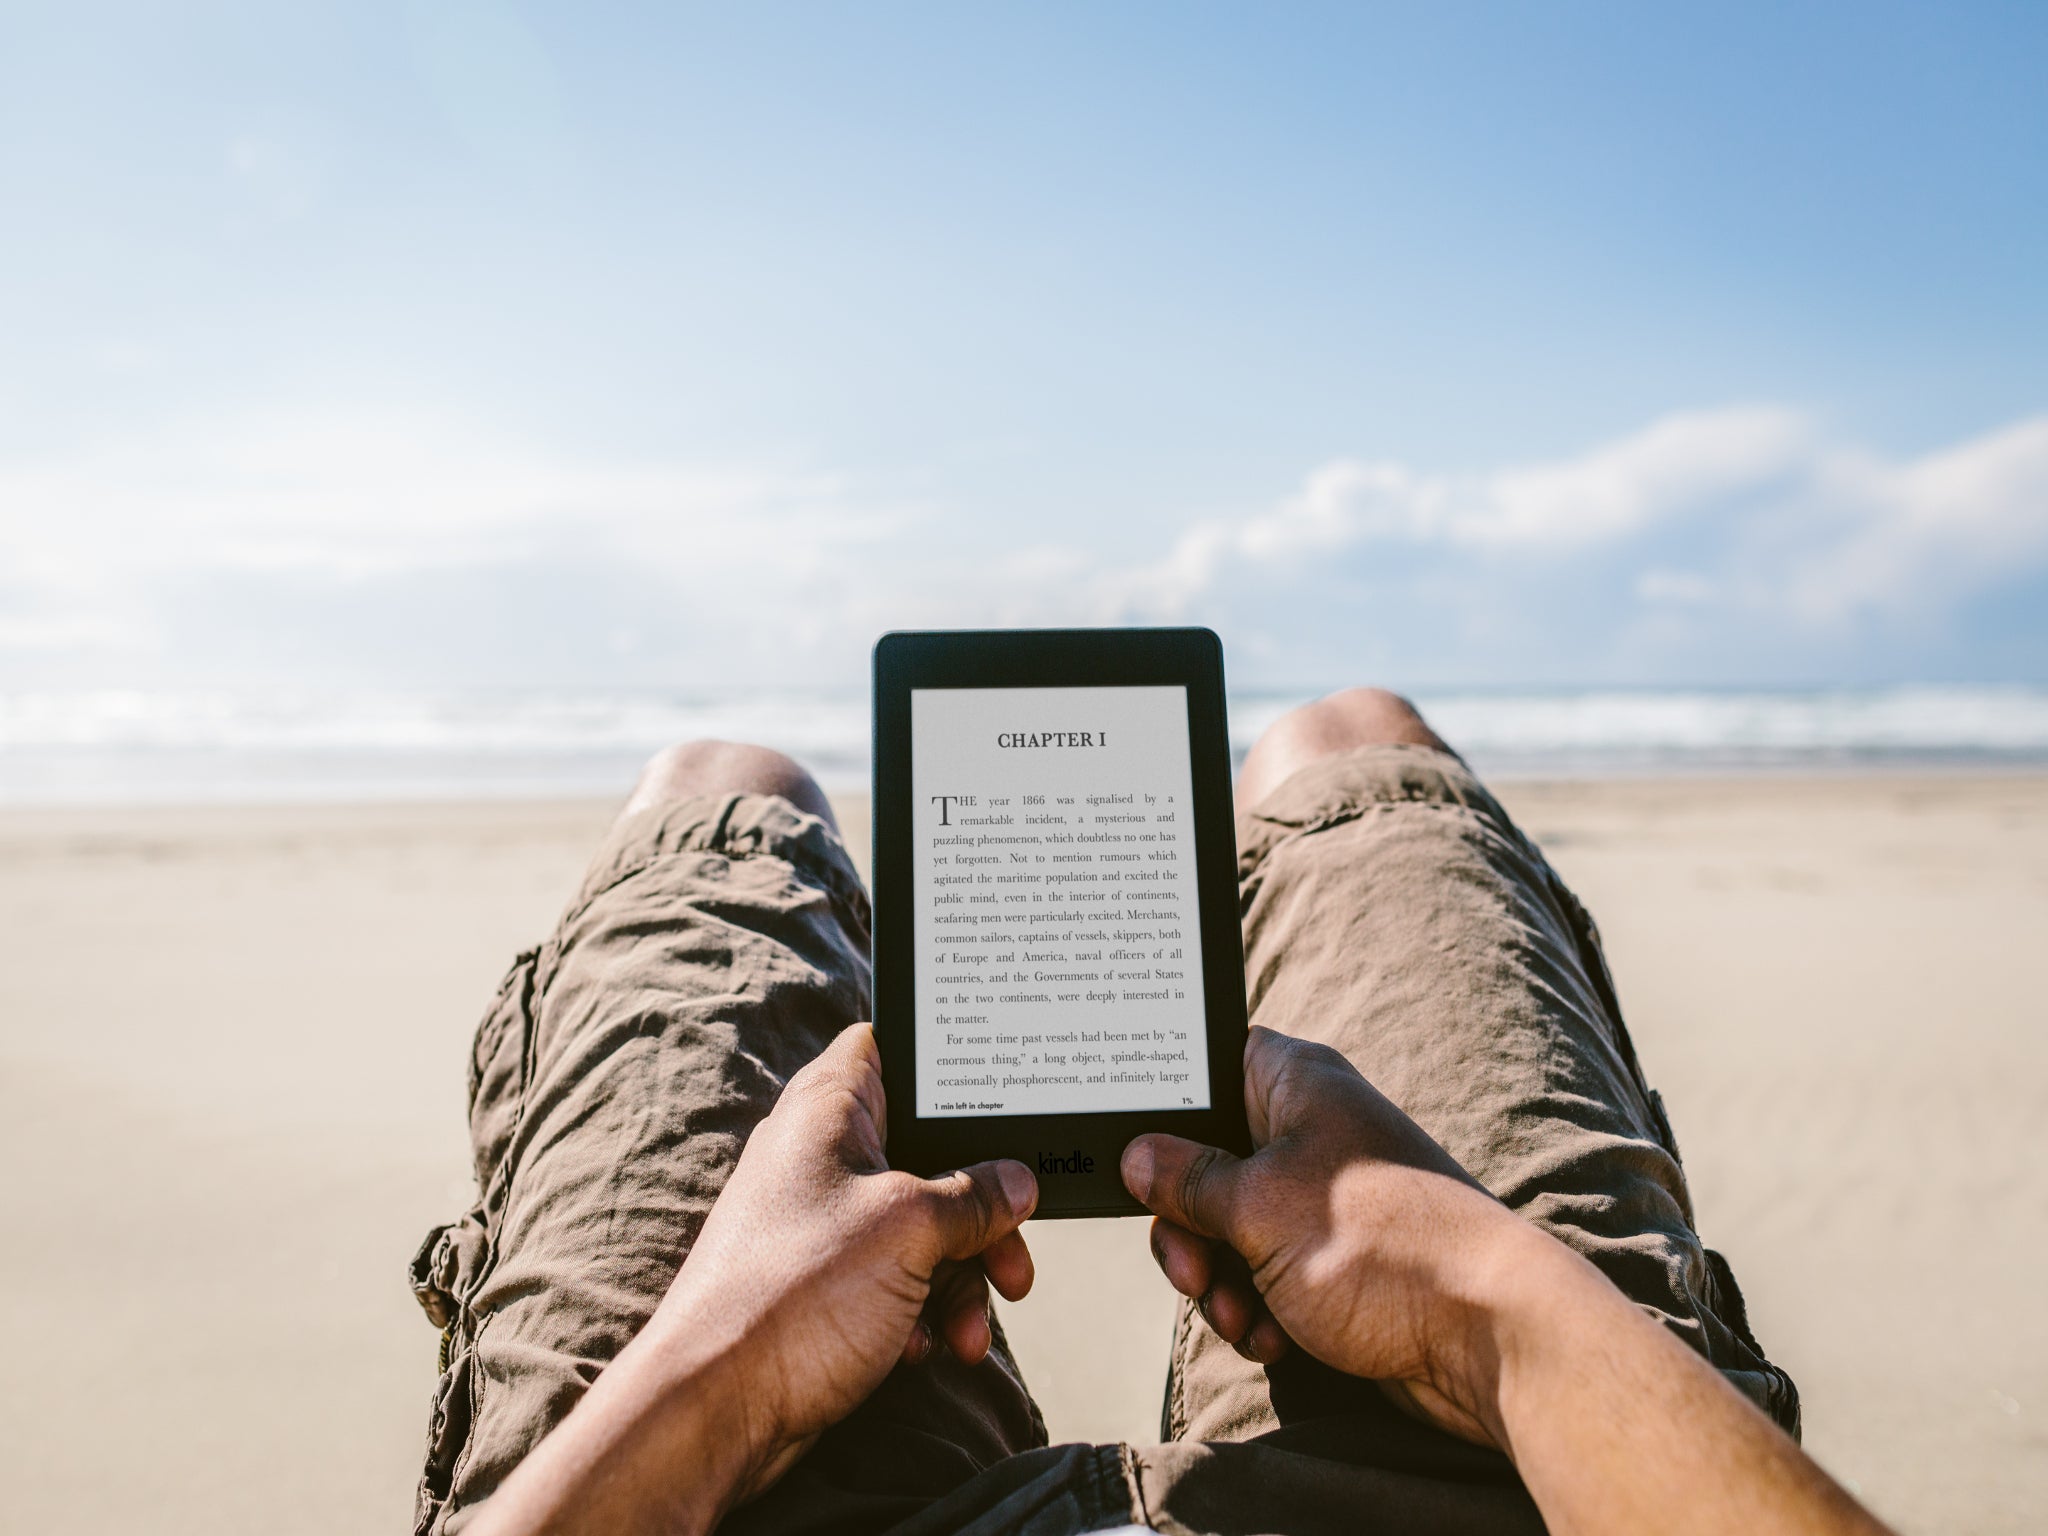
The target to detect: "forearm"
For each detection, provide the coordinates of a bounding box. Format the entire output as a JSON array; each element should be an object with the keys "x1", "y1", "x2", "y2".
[
  {"x1": 1481, "y1": 1231, "x2": 1890, "y2": 1536},
  {"x1": 465, "y1": 1308, "x2": 762, "y2": 1536}
]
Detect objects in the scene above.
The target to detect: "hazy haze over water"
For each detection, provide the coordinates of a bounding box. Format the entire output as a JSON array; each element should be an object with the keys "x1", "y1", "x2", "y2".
[{"x1": 5, "y1": 685, "x2": 2046, "y2": 804}]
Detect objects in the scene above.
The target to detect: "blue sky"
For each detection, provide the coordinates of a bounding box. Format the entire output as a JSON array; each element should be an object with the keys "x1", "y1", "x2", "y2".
[{"x1": 2, "y1": 1, "x2": 2045, "y2": 692}]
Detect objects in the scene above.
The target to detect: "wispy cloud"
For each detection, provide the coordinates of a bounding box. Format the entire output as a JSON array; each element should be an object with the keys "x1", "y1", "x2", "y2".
[
  {"x1": 0, "y1": 408, "x2": 904, "y2": 572},
  {"x1": 1099, "y1": 407, "x2": 2048, "y2": 643},
  {"x1": 0, "y1": 408, "x2": 917, "y2": 683},
  {"x1": 3, "y1": 405, "x2": 2045, "y2": 689},
  {"x1": 1786, "y1": 415, "x2": 2048, "y2": 622}
]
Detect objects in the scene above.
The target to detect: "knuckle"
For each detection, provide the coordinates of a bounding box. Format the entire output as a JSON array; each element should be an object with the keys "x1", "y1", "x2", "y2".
[
  {"x1": 912, "y1": 1172, "x2": 975, "y2": 1234},
  {"x1": 1178, "y1": 1146, "x2": 1221, "y2": 1224},
  {"x1": 872, "y1": 1171, "x2": 926, "y2": 1224},
  {"x1": 956, "y1": 1168, "x2": 999, "y2": 1240}
]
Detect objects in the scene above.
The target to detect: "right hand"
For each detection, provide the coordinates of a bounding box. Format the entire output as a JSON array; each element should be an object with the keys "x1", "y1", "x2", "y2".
[
  {"x1": 1121, "y1": 1025, "x2": 1540, "y2": 1447},
  {"x1": 654, "y1": 1024, "x2": 1038, "y2": 1504}
]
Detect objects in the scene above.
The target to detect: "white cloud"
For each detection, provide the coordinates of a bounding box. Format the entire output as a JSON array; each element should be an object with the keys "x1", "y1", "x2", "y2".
[
  {"x1": 2, "y1": 402, "x2": 2044, "y2": 688},
  {"x1": 0, "y1": 407, "x2": 924, "y2": 683},
  {"x1": 0, "y1": 408, "x2": 903, "y2": 576},
  {"x1": 1102, "y1": 407, "x2": 1813, "y2": 620},
  {"x1": 0, "y1": 613, "x2": 136, "y2": 653},
  {"x1": 1479, "y1": 407, "x2": 1809, "y2": 547},
  {"x1": 1790, "y1": 416, "x2": 2048, "y2": 622},
  {"x1": 1105, "y1": 406, "x2": 2048, "y2": 635}
]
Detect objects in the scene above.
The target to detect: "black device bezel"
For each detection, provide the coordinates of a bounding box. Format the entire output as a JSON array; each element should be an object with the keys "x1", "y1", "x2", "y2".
[{"x1": 871, "y1": 626, "x2": 1252, "y2": 1218}]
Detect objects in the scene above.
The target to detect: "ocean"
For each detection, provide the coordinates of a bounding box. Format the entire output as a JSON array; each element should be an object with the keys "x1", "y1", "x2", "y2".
[{"x1": 3, "y1": 685, "x2": 2046, "y2": 804}]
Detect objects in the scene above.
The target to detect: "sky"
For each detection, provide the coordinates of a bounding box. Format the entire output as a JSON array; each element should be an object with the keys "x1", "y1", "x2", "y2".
[{"x1": 2, "y1": 0, "x2": 2045, "y2": 694}]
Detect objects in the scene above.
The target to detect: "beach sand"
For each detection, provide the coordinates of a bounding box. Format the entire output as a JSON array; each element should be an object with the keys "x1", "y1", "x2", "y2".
[{"x1": 1, "y1": 776, "x2": 2042, "y2": 1533}]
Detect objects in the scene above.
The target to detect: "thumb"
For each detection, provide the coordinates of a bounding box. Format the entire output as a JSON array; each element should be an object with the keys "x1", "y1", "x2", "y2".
[
  {"x1": 1121, "y1": 1135, "x2": 1244, "y2": 1241},
  {"x1": 799, "y1": 1023, "x2": 885, "y2": 1116},
  {"x1": 920, "y1": 1159, "x2": 1037, "y2": 1261}
]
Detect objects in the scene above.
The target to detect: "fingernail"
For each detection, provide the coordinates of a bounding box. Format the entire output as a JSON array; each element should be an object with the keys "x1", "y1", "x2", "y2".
[
  {"x1": 997, "y1": 1160, "x2": 1035, "y2": 1217},
  {"x1": 1122, "y1": 1141, "x2": 1154, "y2": 1201}
]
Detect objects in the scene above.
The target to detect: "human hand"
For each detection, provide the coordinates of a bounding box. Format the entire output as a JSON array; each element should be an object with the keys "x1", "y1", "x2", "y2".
[
  {"x1": 650, "y1": 1022, "x2": 1038, "y2": 1501},
  {"x1": 1122, "y1": 1025, "x2": 1539, "y2": 1447},
  {"x1": 1122, "y1": 1029, "x2": 1905, "y2": 1536}
]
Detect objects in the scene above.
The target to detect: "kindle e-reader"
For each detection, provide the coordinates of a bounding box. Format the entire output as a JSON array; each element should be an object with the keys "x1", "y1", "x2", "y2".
[{"x1": 871, "y1": 627, "x2": 1252, "y2": 1217}]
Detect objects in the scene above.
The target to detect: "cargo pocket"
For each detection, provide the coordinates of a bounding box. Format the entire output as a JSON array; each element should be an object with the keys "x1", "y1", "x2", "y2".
[
  {"x1": 409, "y1": 944, "x2": 541, "y2": 1535},
  {"x1": 411, "y1": 1210, "x2": 489, "y2": 1340},
  {"x1": 413, "y1": 1344, "x2": 477, "y2": 1536},
  {"x1": 410, "y1": 1212, "x2": 491, "y2": 1535}
]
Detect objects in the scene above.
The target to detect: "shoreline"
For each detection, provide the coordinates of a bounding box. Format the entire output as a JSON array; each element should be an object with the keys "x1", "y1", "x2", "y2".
[{"x1": 8, "y1": 756, "x2": 2048, "y2": 818}]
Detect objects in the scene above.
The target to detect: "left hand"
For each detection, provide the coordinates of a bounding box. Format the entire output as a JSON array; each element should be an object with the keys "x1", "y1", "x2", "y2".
[{"x1": 649, "y1": 1022, "x2": 1039, "y2": 1502}]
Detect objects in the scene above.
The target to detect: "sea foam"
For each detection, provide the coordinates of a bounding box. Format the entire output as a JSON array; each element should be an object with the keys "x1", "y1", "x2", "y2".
[{"x1": 3, "y1": 686, "x2": 2046, "y2": 803}]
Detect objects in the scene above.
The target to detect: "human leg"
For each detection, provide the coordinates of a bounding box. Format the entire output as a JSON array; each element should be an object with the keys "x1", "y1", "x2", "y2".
[
  {"x1": 1235, "y1": 687, "x2": 1453, "y2": 809},
  {"x1": 409, "y1": 743, "x2": 1044, "y2": 1536},
  {"x1": 1168, "y1": 689, "x2": 1798, "y2": 1448},
  {"x1": 620, "y1": 739, "x2": 842, "y2": 828}
]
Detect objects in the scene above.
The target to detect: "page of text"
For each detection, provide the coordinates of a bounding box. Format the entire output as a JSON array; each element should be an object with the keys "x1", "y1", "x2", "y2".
[{"x1": 911, "y1": 685, "x2": 1211, "y2": 1118}]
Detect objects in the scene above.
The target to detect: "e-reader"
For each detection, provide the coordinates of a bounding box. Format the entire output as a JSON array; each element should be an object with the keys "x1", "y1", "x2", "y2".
[{"x1": 871, "y1": 627, "x2": 1252, "y2": 1217}]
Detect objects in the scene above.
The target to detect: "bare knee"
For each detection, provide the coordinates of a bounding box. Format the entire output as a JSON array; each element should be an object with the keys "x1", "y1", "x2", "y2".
[
  {"x1": 1281, "y1": 687, "x2": 1446, "y2": 753},
  {"x1": 622, "y1": 740, "x2": 838, "y2": 831},
  {"x1": 1236, "y1": 688, "x2": 1450, "y2": 813}
]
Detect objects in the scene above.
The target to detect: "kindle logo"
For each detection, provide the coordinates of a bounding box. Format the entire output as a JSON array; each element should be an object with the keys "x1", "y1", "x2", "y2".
[{"x1": 1037, "y1": 1149, "x2": 1096, "y2": 1176}]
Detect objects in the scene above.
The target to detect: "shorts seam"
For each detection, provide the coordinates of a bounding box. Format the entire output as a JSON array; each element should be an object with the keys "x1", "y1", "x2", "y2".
[
  {"x1": 477, "y1": 937, "x2": 551, "y2": 1245},
  {"x1": 1112, "y1": 1441, "x2": 1149, "y2": 1528},
  {"x1": 1165, "y1": 1299, "x2": 1193, "y2": 1440},
  {"x1": 432, "y1": 1310, "x2": 492, "y2": 1533}
]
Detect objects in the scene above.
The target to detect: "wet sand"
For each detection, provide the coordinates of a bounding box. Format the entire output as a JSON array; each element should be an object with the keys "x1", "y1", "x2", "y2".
[{"x1": 1, "y1": 776, "x2": 2042, "y2": 1533}]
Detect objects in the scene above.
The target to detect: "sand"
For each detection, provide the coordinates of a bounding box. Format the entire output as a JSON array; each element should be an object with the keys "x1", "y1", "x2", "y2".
[{"x1": 1, "y1": 777, "x2": 2042, "y2": 1533}]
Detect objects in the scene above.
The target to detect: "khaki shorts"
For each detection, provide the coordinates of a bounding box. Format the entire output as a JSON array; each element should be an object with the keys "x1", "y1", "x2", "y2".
[{"x1": 409, "y1": 746, "x2": 1798, "y2": 1535}]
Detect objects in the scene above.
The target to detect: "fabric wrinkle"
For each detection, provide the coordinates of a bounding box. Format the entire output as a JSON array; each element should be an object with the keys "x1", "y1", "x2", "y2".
[{"x1": 410, "y1": 753, "x2": 1799, "y2": 1535}]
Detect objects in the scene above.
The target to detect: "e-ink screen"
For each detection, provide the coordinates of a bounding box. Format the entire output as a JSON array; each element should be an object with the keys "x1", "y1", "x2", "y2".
[{"x1": 910, "y1": 685, "x2": 1211, "y2": 1119}]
